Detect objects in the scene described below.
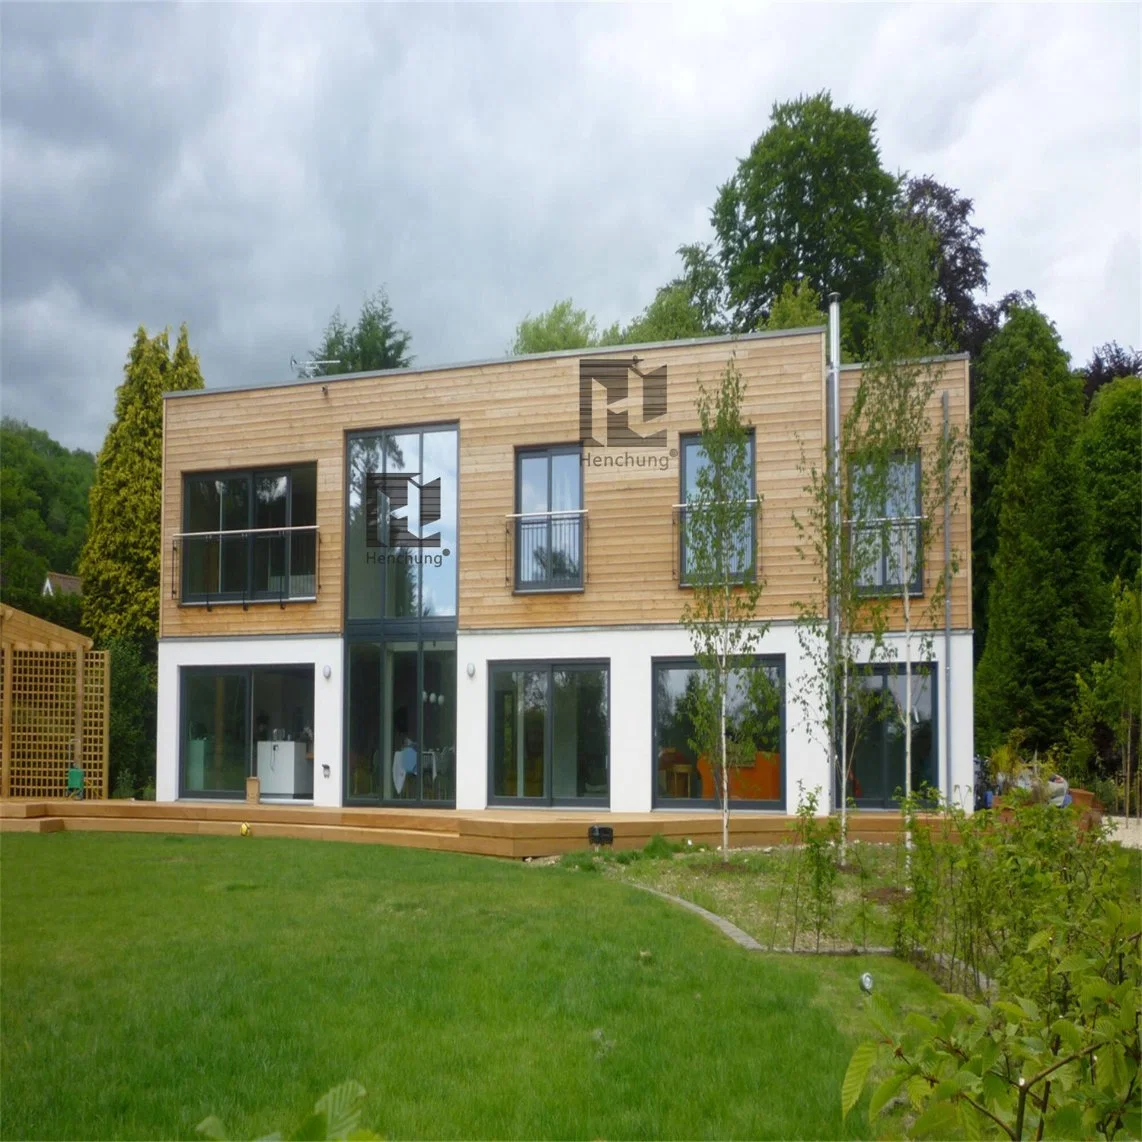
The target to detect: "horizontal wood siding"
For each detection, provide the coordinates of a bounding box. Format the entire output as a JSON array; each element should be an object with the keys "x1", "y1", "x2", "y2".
[{"x1": 160, "y1": 335, "x2": 970, "y2": 639}]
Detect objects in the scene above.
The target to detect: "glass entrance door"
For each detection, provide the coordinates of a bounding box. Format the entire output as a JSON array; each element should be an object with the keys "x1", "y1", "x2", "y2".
[{"x1": 346, "y1": 637, "x2": 456, "y2": 805}]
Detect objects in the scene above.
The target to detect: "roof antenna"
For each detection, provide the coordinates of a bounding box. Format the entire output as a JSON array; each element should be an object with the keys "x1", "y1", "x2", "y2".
[{"x1": 290, "y1": 355, "x2": 341, "y2": 379}]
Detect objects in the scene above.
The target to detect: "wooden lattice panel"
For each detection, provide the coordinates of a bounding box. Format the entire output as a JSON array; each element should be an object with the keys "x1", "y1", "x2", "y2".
[
  {"x1": 81, "y1": 651, "x2": 110, "y2": 798},
  {"x1": 2, "y1": 649, "x2": 109, "y2": 799}
]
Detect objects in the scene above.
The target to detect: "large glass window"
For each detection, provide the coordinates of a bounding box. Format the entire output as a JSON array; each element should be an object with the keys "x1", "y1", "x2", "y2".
[
  {"x1": 345, "y1": 639, "x2": 456, "y2": 804},
  {"x1": 515, "y1": 446, "x2": 583, "y2": 590},
  {"x1": 180, "y1": 665, "x2": 314, "y2": 799},
  {"x1": 181, "y1": 466, "x2": 317, "y2": 603},
  {"x1": 346, "y1": 427, "x2": 458, "y2": 620},
  {"x1": 851, "y1": 454, "x2": 922, "y2": 594},
  {"x1": 652, "y1": 657, "x2": 784, "y2": 807},
  {"x1": 848, "y1": 665, "x2": 937, "y2": 807},
  {"x1": 489, "y1": 662, "x2": 608, "y2": 804},
  {"x1": 679, "y1": 432, "x2": 756, "y2": 585}
]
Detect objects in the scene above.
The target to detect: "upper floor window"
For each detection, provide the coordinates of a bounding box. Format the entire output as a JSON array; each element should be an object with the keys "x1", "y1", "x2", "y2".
[
  {"x1": 679, "y1": 432, "x2": 756, "y2": 585},
  {"x1": 850, "y1": 453, "x2": 922, "y2": 594},
  {"x1": 514, "y1": 446, "x2": 583, "y2": 591},
  {"x1": 180, "y1": 465, "x2": 317, "y2": 604}
]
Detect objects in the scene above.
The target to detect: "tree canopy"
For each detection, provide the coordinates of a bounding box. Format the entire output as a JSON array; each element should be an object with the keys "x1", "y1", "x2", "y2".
[
  {"x1": 510, "y1": 298, "x2": 613, "y2": 355},
  {"x1": 974, "y1": 368, "x2": 1108, "y2": 753},
  {"x1": 0, "y1": 419, "x2": 95, "y2": 593},
  {"x1": 305, "y1": 288, "x2": 412, "y2": 376},
  {"x1": 80, "y1": 324, "x2": 204, "y2": 644},
  {"x1": 1079, "y1": 375, "x2": 1142, "y2": 585},
  {"x1": 969, "y1": 303, "x2": 1073, "y2": 657},
  {"x1": 711, "y1": 92, "x2": 899, "y2": 353}
]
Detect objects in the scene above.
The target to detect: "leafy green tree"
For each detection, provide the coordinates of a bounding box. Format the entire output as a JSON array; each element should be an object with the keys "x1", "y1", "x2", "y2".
[
  {"x1": 509, "y1": 298, "x2": 614, "y2": 355},
  {"x1": 975, "y1": 369, "x2": 1109, "y2": 754},
  {"x1": 711, "y1": 91, "x2": 898, "y2": 353},
  {"x1": 899, "y1": 175, "x2": 989, "y2": 354},
  {"x1": 1079, "y1": 375, "x2": 1141, "y2": 584},
  {"x1": 0, "y1": 419, "x2": 95, "y2": 592},
  {"x1": 762, "y1": 280, "x2": 824, "y2": 332},
  {"x1": 107, "y1": 636, "x2": 157, "y2": 797},
  {"x1": 621, "y1": 282, "x2": 709, "y2": 344},
  {"x1": 681, "y1": 357, "x2": 770, "y2": 855},
  {"x1": 970, "y1": 304, "x2": 1074, "y2": 659},
  {"x1": 80, "y1": 325, "x2": 205, "y2": 645},
  {"x1": 305, "y1": 288, "x2": 412, "y2": 376},
  {"x1": 1079, "y1": 340, "x2": 1142, "y2": 406}
]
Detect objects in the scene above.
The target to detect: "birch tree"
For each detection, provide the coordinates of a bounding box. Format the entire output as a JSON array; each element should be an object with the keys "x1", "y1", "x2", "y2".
[{"x1": 681, "y1": 357, "x2": 773, "y2": 856}]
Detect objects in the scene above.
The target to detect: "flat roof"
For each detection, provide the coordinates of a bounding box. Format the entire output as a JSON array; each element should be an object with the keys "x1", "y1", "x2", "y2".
[{"x1": 163, "y1": 326, "x2": 829, "y2": 401}]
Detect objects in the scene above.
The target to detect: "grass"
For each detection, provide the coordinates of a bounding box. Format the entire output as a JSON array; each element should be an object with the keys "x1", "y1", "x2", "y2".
[
  {"x1": 0, "y1": 832, "x2": 943, "y2": 1141},
  {"x1": 590, "y1": 839, "x2": 902, "y2": 952}
]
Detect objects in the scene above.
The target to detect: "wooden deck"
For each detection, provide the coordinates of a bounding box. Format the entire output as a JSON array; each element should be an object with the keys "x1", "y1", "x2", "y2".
[{"x1": 0, "y1": 799, "x2": 915, "y2": 858}]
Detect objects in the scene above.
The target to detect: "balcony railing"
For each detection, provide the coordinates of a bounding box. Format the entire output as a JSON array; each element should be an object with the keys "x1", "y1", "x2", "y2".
[
  {"x1": 504, "y1": 510, "x2": 587, "y2": 592},
  {"x1": 172, "y1": 525, "x2": 319, "y2": 609},
  {"x1": 672, "y1": 499, "x2": 760, "y2": 583},
  {"x1": 848, "y1": 515, "x2": 924, "y2": 594}
]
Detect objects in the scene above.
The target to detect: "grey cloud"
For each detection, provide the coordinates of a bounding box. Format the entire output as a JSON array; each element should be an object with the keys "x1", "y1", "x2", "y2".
[{"x1": 2, "y1": 2, "x2": 1138, "y2": 453}]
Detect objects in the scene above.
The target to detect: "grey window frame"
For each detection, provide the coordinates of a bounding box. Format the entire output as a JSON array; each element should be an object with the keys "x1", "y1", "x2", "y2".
[
  {"x1": 486, "y1": 659, "x2": 610, "y2": 808},
  {"x1": 678, "y1": 430, "x2": 757, "y2": 587},
  {"x1": 849, "y1": 452, "x2": 924, "y2": 596},
  {"x1": 180, "y1": 464, "x2": 317, "y2": 605},
  {"x1": 650, "y1": 654, "x2": 785, "y2": 809},
  {"x1": 513, "y1": 444, "x2": 585, "y2": 593}
]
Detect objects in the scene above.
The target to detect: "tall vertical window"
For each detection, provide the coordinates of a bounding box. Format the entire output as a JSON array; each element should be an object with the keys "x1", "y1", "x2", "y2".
[
  {"x1": 679, "y1": 432, "x2": 756, "y2": 584},
  {"x1": 489, "y1": 662, "x2": 608, "y2": 804},
  {"x1": 346, "y1": 427, "x2": 458, "y2": 621},
  {"x1": 848, "y1": 665, "x2": 937, "y2": 806},
  {"x1": 181, "y1": 466, "x2": 317, "y2": 603},
  {"x1": 515, "y1": 446, "x2": 583, "y2": 590},
  {"x1": 850, "y1": 454, "x2": 922, "y2": 593}
]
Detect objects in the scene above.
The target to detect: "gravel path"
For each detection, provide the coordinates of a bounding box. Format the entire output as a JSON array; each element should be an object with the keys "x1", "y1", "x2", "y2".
[{"x1": 1107, "y1": 816, "x2": 1142, "y2": 849}]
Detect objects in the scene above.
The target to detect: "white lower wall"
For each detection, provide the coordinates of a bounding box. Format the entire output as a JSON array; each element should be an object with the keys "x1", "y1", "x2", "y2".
[
  {"x1": 156, "y1": 636, "x2": 344, "y2": 807},
  {"x1": 157, "y1": 625, "x2": 974, "y2": 814}
]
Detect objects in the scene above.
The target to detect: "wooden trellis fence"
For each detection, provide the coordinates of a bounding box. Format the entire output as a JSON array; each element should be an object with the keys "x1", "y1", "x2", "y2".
[{"x1": 0, "y1": 605, "x2": 110, "y2": 799}]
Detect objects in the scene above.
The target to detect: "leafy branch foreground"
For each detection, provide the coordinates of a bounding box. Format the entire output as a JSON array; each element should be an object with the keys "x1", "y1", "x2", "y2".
[{"x1": 843, "y1": 801, "x2": 1141, "y2": 1139}]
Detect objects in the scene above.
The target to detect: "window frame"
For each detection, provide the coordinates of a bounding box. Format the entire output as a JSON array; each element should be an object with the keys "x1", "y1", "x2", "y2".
[
  {"x1": 513, "y1": 444, "x2": 585, "y2": 593},
  {"x1": 849, "y1": 451, "x2": 924, "y2": 596},
  {"x1": 180, "y1": 464, "x2": 318, "y2": 605},
  {"x1": 650, "y1": 654, "x2": 785, "y2": 810},
  {"x1": 845, "y1": 661, "x2": 939, "y2": 809},
  {"x1": 486, "y1": 658, "x2": 610, "y2": 807},
  {"x1": 678, "y1": 430, "x2": 757, "y2": 587}
]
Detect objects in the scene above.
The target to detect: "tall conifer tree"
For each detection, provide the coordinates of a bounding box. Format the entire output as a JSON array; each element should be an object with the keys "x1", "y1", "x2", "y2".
[
  {"x1": 81, "y1": 324, "x2": 204, "y2": 644},
  {"x1": 975, "y1": 370, "x2": 1108, "y2": 753}
]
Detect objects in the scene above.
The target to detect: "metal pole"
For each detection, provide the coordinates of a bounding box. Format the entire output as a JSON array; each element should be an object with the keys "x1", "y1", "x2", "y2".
[
  {"x1": 828, "y1": 293, "x2": 842, "y2": 813},
  {"x1": 943, "y1": 392, "x2": 953, "y2": 804}
]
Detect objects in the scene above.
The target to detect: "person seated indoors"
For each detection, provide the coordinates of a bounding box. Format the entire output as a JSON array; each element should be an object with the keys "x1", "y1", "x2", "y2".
[{"x1": 391, "y1": 706, "x2": 418, "y2": 795}]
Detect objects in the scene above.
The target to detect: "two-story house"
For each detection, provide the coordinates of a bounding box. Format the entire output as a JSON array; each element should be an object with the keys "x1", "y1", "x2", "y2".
[{"x1": 155, "y1": 324, "x2": 974, "y2": 814}]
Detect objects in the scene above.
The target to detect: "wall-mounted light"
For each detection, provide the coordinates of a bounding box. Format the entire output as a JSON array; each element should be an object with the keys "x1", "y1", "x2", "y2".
[
  {"x1": 466, "y1": 663, "x2": 476, "y2": 678},
  {"x1": 322, "y1": 763, "x2": 331, "y2": 778},
  {"x1": 322, "y1": 665, "x2": 332, "y2": 680}
]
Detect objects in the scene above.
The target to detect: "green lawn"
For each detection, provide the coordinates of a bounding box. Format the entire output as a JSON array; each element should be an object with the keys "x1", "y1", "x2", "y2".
[{"x1": 1, "y1": 833, "x2": 942, "y2": 1140}]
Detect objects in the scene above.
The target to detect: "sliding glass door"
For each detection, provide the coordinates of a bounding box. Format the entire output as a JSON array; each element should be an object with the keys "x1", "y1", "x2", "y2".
[{"x1": 488, "y1": 662, "x2": 609, "y2": 806}]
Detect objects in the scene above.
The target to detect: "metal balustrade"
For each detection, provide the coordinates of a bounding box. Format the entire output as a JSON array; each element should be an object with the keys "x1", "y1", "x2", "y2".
[{"x1": 172, "y1": 525, "x2": 319, "y2": 609}]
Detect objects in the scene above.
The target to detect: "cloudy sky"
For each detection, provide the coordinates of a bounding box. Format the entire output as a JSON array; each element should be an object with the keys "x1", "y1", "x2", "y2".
[{"x1": 2, "y1": 2, "x2": 1138, "y2": 453}]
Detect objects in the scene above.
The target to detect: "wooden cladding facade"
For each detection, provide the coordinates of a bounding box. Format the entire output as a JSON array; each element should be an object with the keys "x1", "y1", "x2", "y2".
[{"x1": 159, "y1": 332, "x2": 970, "y2": 638}]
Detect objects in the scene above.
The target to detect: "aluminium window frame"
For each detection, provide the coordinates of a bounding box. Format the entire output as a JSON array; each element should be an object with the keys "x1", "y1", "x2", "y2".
[
  {"x1": 180, "y1": 464, "x2": 318, "y2": 605},
  {"x1": 848, "y1": 451, "x2": 924, "y2": 597},
  {"x1": 650, "y1": 654, "x2": 786, "y2": 810},
  {"x1": 486, "y1": 658, "x2": 610, "y2": 808},
  {"x1": 513, "y1": 443, "x2": 585, "y2": 593},
  {"x1": 677, "y1": 429, "x2": 758, "y2": 587}
]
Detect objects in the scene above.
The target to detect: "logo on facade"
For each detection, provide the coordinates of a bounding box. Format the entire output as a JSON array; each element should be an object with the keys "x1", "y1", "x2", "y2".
[
  {"x1": 579, "y1": 359, "x2": 668, "y2": 449},
  {"x1": 366, "y1": 473, "x2": 442, "y2": 549}
]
